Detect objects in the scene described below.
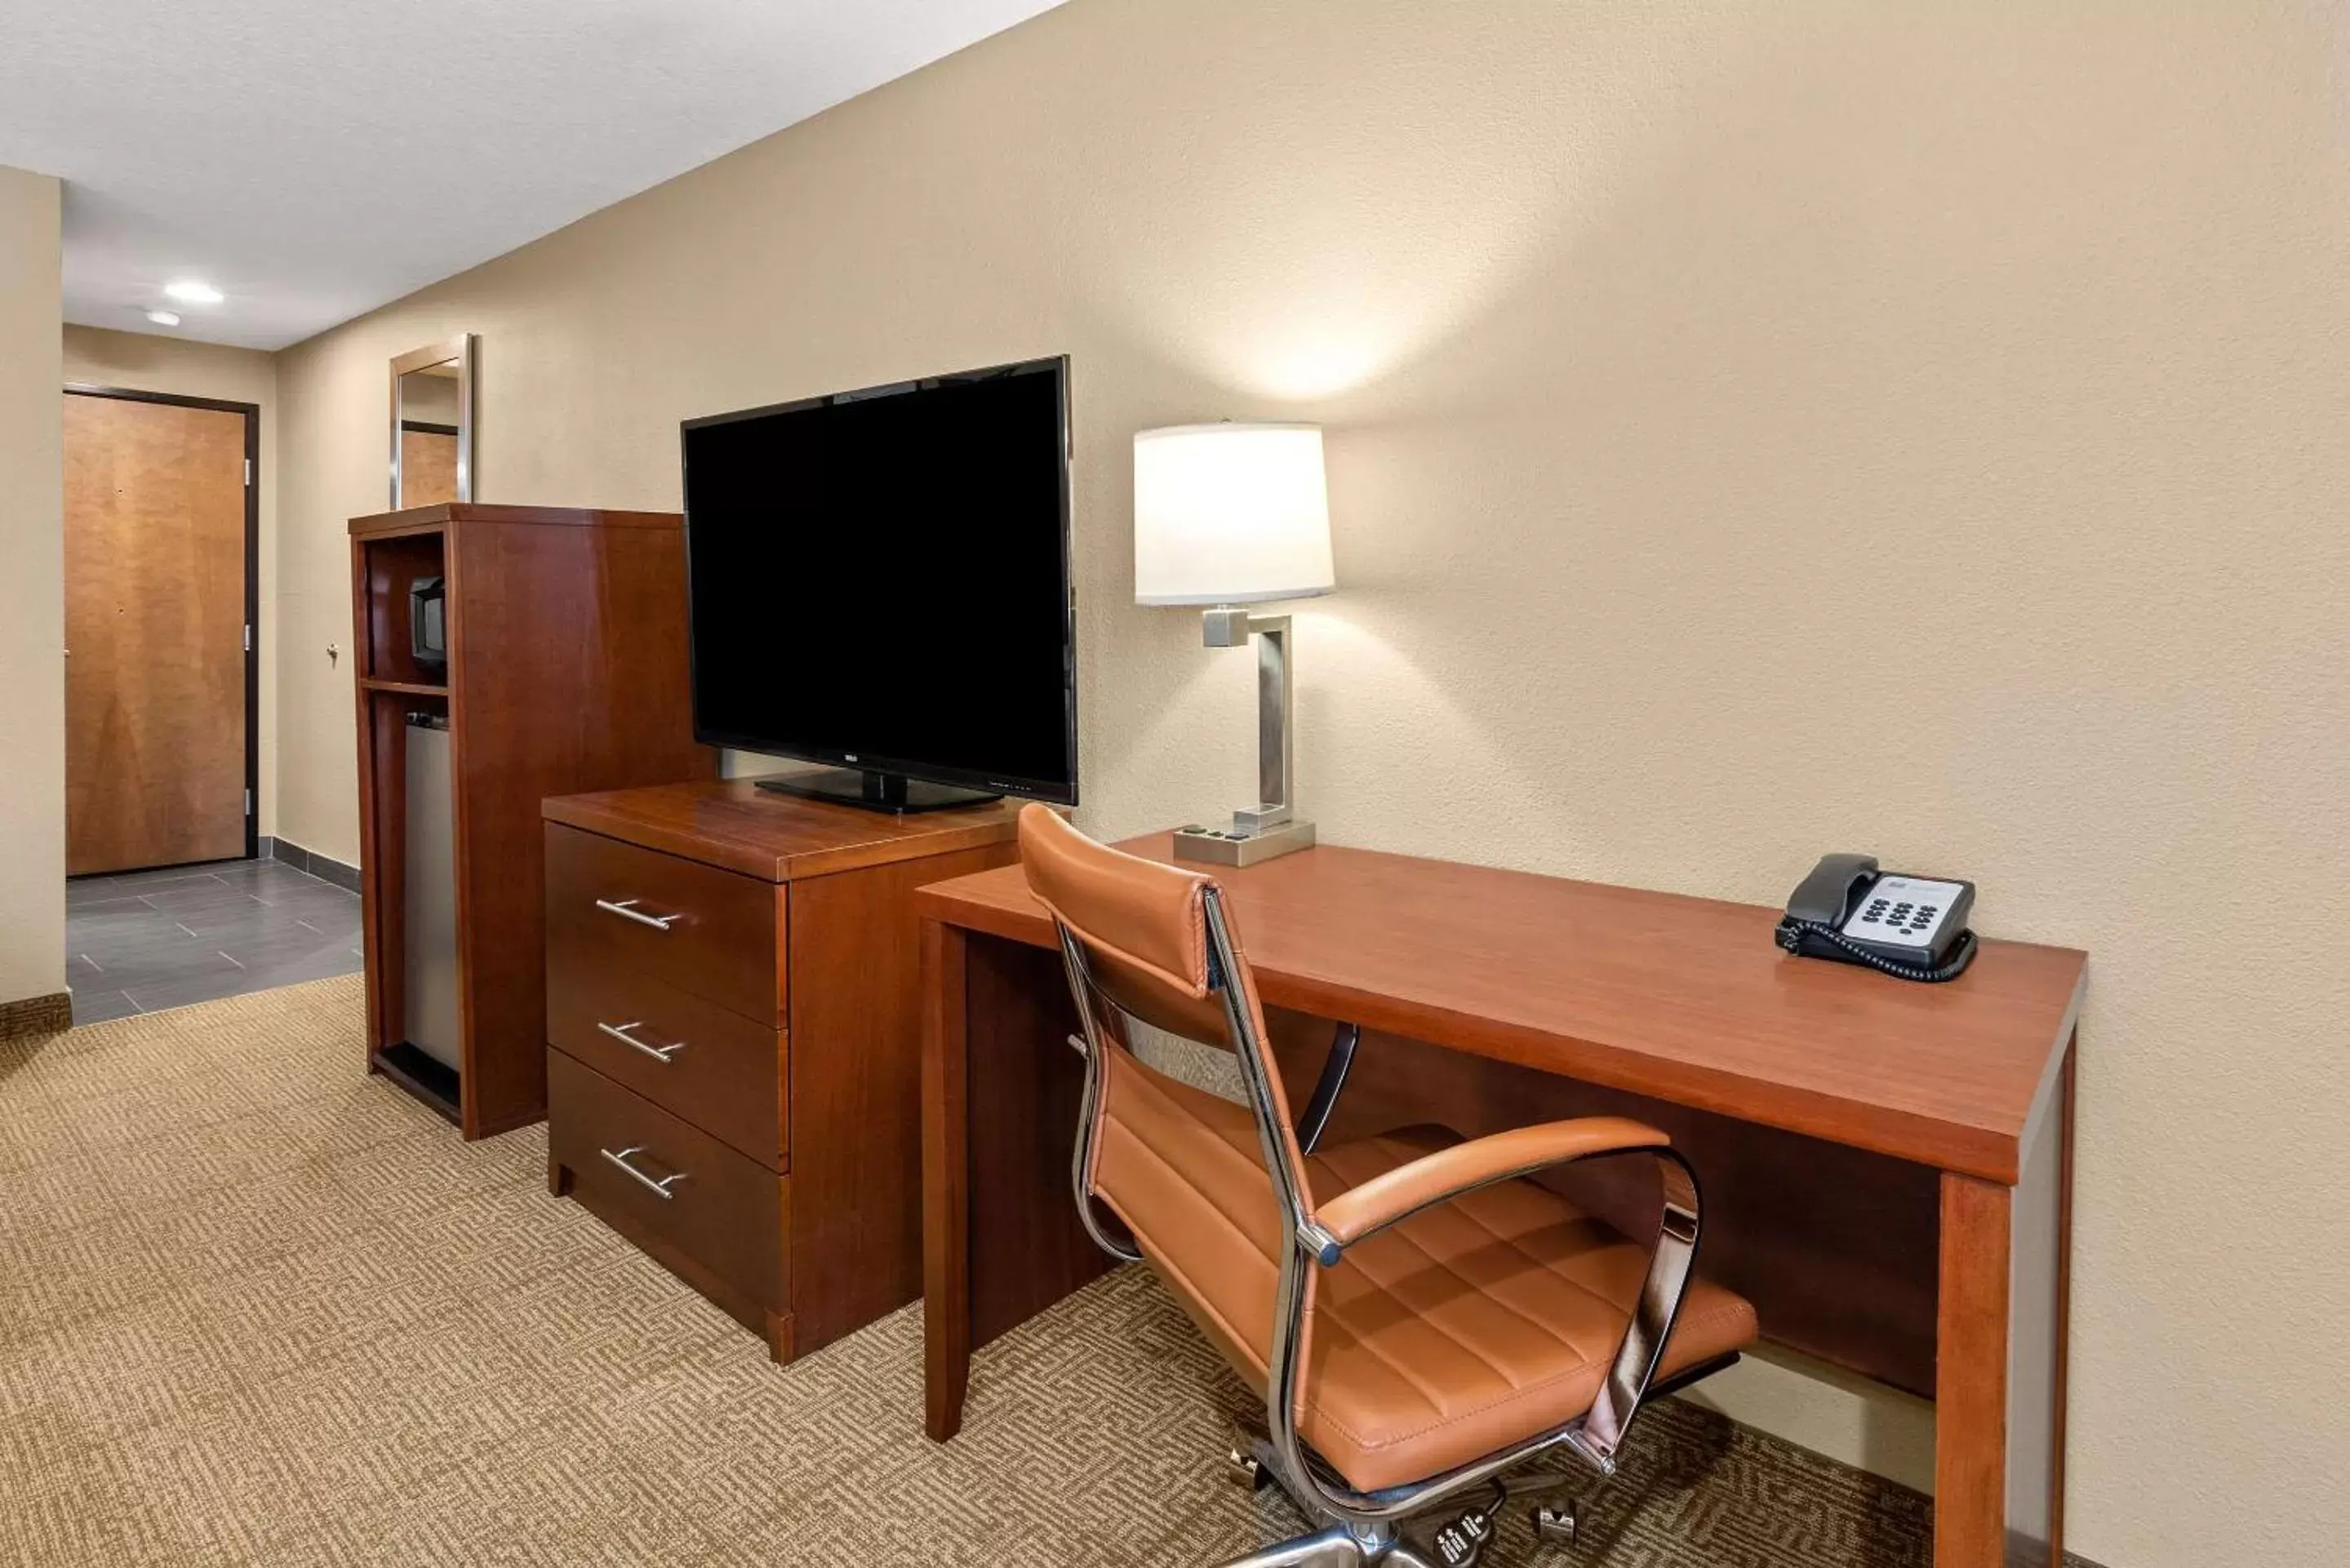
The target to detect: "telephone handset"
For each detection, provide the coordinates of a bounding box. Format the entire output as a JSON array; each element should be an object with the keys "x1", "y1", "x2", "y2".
[{"x1": 1775, "y1": 853, "x2": 1979, "y2": 982}]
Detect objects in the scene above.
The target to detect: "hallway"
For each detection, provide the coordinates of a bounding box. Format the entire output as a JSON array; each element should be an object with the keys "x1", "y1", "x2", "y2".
[{"x1": 64, "y1": 858, "x2": 362, "y2": 1022}]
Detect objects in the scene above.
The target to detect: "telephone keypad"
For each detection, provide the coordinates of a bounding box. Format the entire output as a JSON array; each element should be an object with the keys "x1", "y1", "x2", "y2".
[{"x1": 1839, "y1": 875, "x2": 1968, "y2": 950}]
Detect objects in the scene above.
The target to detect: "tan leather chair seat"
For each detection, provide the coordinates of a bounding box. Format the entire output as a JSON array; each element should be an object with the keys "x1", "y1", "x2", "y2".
[{"x1": 1091, "y1": 1046, "x2": 1759, "y2": 1494}]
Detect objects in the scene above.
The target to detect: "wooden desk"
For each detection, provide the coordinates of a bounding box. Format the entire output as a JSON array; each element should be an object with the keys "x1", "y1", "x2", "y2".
[{"x1": 917, "y1": 835, "x2": 2086, "y2": 1568}]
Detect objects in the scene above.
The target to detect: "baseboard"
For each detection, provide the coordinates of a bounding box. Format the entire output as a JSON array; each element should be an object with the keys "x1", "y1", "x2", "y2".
[
  {"x1": 262, "y1": 835, "x2": 362, "y2": 893},
  {"x1": 2010, "y1": 1533, "x2": 2108, "y2": 1567},
  {"x1": 0, "y1": 991, "x2": 74, "y2": 1042}
]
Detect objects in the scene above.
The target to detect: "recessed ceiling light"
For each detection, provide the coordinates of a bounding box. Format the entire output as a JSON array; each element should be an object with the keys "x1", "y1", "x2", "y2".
[
  {"x1": 163, "y1": 280, "x2": 224, "y2": 304},
  {"x1": 144, "y1": 309, "x2": 182, "y2": 326}
]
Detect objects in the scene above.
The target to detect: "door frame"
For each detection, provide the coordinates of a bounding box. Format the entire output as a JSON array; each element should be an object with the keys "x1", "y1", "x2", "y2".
[{"x1": 63, "y1": 384, "x2": 262, "y2": 865}]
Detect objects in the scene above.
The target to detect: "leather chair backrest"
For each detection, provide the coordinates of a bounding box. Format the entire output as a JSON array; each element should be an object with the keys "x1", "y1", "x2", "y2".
[
  {"x1": 1018, "y1": 805, "x2": 1310, "y2": 1200},
  {"x1": 1020, "y1": 804, "x2": 1228, "y2": 1043}
]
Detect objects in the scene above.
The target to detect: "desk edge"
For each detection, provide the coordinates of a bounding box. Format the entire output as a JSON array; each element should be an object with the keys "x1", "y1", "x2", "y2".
[{"x1": 914, "y1": 887, "x2": 2043, "y2": 1184}]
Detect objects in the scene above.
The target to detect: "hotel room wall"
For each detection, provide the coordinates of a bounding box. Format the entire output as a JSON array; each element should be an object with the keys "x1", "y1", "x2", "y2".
[
  {"x1": 266, "y1": 4, "x2": 2350, "y2": 1562},
  {"x1": 0, "y1": 166, "x2": 65, "y2": 1011}
]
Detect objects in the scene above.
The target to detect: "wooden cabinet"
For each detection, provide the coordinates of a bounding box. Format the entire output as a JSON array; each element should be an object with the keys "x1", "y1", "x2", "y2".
[
  {"x1": 548, "y1": 1050, "x2": 789, "y2": 1318},
  {"x1": 546, "y1": 959, "x2": 787, "y2": 1166},
  {"x1": 349, "y1": 503, "x2": 713, "y2": 1139},
  {"x1": 542, "y1": 781, "x2": 1019, "y2": 1361},
  {"x1": 543, "y1": 828, "x2": 783, "y2": 1023}
]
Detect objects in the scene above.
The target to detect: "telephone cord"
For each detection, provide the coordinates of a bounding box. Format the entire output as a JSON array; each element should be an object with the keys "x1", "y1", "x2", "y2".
[{"x1": 1775, "y1": 919, "x2": 1979, "y2": 983}]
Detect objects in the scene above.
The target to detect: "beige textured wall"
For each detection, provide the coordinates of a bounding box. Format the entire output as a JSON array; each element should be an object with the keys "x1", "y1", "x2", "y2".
[
  {"x1": 270, "y1": 2, "x2": 2350, "y2": 1561},
  {"x1": 0, "y1": 166, "x2": 64, "y2": 1007},
  {"x1": 62, "y1": 326, "x2": 280, "y2": 837}
]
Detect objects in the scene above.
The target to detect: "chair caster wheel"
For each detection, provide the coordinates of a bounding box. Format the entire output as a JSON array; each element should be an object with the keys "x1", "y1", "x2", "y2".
[
  {"x1": 1225, "y1": 1446, "x2": 1266, "y2": 1490},
  {"x1": 1532, "y1": 1499, "x2": 1579, "y2": 1548}
]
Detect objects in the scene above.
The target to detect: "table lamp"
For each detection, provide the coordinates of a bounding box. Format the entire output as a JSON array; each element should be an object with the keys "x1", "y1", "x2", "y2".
[{"x1": 1134, "y1": 422, "x2": 1335, "y2": 867}]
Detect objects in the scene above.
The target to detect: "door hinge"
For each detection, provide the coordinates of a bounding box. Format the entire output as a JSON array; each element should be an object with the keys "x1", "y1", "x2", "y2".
[
  {"x1": 244, "y1": 788, "x2": 254, "y2": 817},
  {"x1": 244, "y1": 458, "x2": 253, "y2": 486},
  {"x1": 243, "y1": 624, "x2": 253, "y2": 653}
]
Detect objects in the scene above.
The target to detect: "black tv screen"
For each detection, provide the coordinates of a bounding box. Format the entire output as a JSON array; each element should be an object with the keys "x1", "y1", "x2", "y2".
[{"x1": 682, "y1": 357, "x2": 1077, "y2": 804}]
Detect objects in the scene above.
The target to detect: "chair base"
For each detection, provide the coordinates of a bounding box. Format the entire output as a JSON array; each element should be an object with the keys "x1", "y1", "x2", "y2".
[
  {"x1": 1221, "y1": 1525, "x2": 1385, "y2": 1568},
  {"x1": 1219, "y1": 1435, "x2": 1580, "y2": 1568}
]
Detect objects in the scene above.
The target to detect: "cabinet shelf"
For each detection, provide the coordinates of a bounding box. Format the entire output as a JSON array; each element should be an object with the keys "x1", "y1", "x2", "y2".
[{"x1": 360, "y1": 677, "x2": 449, "y2": 697}]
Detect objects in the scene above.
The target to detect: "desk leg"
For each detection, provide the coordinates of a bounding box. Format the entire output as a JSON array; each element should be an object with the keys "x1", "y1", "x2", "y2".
[
  {"x1": 921, "y1": 918, "x2": 971, "y2": 1441},
  {"x1": 1935, "y1": 1174, "x2": 2012, "y2": 1566},
  {"x1": 921, "y1": 924, "x2": 1107, "y2": 1443},
  {"x1": 1935, "y1": 1042, "x2": 2074, "y2": 1567}
]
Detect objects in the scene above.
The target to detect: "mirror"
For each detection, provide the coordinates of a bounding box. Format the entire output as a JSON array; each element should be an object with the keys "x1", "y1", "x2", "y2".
[{"x1": 389, "y1": 335, "x2": 476, "y2": 507}]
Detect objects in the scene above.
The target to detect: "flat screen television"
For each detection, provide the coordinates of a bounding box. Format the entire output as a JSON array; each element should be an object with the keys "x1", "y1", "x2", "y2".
[{"x1": 682, "y1": 356, "x2": 1077, "y2": 812}]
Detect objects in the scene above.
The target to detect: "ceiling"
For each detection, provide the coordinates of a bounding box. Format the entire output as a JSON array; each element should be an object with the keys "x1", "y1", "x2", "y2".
[{"x1": 0, "y1": 0, "x2": 1066, "y2": 350}]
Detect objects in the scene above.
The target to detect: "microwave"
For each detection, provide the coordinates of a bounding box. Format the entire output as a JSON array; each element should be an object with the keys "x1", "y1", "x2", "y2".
[{"x1": 410, "y1": 575, "x2": 447, "y2": 673}]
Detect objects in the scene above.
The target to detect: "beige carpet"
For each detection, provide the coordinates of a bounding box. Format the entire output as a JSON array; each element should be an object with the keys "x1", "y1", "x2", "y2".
[{"x1": 0, "y1": 976, "x2": 1933, "y2": 1566}]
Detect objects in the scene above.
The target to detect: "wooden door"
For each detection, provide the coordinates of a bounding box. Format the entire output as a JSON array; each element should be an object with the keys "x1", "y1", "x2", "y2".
[{"x1": 64, "y1": 393, "x2": 250, "y2": 875}]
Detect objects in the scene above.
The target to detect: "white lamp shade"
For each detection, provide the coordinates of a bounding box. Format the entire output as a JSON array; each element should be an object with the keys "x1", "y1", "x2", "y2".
[{"x1": 1133, "y1": 423, "x2": 1335, "y2": 606}]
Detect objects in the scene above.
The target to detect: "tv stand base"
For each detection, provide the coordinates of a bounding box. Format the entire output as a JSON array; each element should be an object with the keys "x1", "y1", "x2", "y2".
[{"x1": 755, "y1": 768, "x2": 1002, "y2": 815}]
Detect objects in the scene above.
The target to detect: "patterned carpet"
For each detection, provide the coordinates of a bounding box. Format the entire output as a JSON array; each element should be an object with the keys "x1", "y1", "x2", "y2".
[{"x1": 0, "y1": 976, "x2": 1933, "y2": 1566}]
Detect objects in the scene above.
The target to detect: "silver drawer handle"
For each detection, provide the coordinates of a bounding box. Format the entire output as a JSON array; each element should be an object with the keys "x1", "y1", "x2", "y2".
[
  {"x1": 599, "y1": 1144, "x2": 688, "y2": 1199},
  {"x1": 596, "y1": 897, "x2": 679, "y2": 931},
  {"x1": 597, "y1": 1019, "x2": 686, "y2": 1064}
]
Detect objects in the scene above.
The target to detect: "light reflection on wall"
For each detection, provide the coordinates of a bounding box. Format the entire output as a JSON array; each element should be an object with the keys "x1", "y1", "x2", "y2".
[
  {"x1": 1061, "y1": 7, "x2": 1727, "y2": 406},
  {"x1": 1283, "y1": 604, "x2": 1561, "y2": 864}
]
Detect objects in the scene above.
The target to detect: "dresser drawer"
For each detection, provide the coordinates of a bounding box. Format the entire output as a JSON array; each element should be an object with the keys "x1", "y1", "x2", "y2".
[
  {"x1": 548, "y1": 1051, "x2": 787, "y2": 1314},
  {"x1": 545, "y1": 823, "x2": 783, "y2": 1023},
  {"x1": 548, "y1": 953, "x2": 786, "y2": 1169}
]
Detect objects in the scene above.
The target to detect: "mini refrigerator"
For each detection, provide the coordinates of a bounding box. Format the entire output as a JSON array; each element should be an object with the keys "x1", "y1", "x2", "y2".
[{"x1": 402, "y1": 713, "x2": 463, "y2": 1071}]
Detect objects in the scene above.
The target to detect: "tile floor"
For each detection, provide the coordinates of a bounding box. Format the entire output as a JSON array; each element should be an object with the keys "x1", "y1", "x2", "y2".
[{"x1": 64, "y1": 859, "x2": 364, "y2": 1023}]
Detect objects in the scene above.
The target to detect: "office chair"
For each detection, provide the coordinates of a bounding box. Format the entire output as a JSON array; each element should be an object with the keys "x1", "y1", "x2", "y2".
[{"x1": 1019, "y1": 806, "x2": 1757, "y2": 1566}]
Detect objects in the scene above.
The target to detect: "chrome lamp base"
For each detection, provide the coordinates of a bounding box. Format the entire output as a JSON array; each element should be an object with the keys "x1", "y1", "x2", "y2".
[
  {"x1": 1174, "y1": 817, "x2": 1317, "y2": 868},
  {"x1": 1177, "y1": 605, "x2": 1318, "y2": 868}
]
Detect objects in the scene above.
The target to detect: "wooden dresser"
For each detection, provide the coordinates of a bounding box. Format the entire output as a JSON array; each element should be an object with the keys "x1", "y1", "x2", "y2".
[{"x1": 541, "y1": 780, "x2": 1020, "y2": 1361}]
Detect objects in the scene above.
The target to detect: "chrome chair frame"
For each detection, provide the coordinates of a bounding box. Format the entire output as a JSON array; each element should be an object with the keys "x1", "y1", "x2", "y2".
[{"x1": 1051, "y1": 887, "x2": 1708, "y2": 1564}]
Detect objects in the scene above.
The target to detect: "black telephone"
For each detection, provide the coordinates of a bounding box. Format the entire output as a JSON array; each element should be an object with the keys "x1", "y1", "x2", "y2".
[{"x1": 1775, "y1": 854, "x2": 1979, "y2": 982}]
